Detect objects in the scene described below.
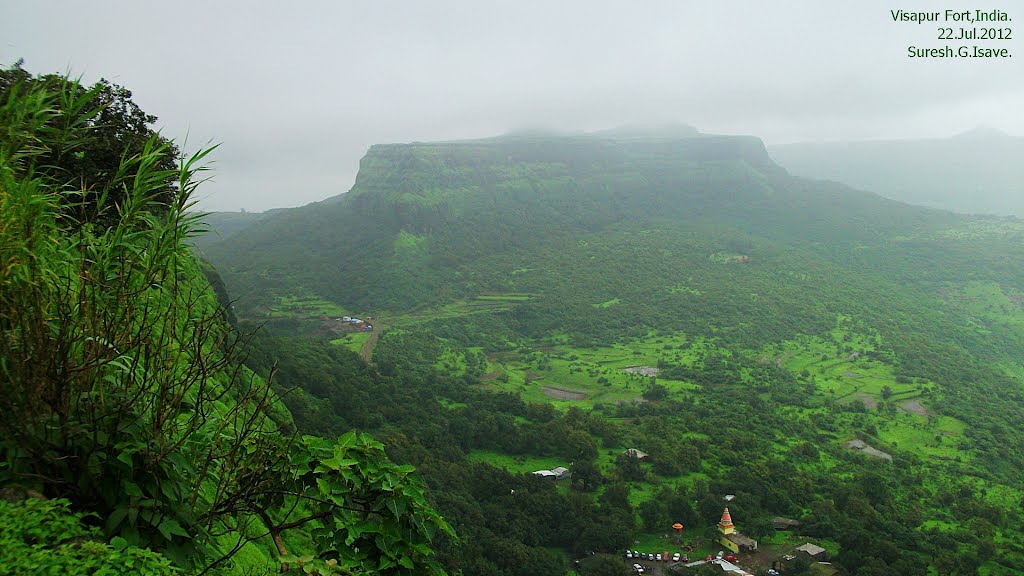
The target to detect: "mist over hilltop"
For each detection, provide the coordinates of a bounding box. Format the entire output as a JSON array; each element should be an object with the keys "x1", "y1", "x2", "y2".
[{"x1": 770, "y1": 128, "x2": 1024, "y2": 217}]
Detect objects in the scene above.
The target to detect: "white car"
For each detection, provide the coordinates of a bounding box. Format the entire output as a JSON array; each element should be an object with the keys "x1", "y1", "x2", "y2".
[
  {"x1": 673, "y1": 553, "x2": 681, "y2": 562},
  {"x1": 656, "y1": 553, "x2": 662, "y2": 561}
]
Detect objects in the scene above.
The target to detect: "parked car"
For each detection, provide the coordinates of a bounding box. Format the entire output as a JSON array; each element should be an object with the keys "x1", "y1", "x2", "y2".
[{"x1": 673, "y1": 552, "x2": 681, "y2": 562}]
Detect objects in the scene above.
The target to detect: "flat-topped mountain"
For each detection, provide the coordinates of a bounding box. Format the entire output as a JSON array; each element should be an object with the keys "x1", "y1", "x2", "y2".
[{"x1": 204, "y1": 130, "x2": 980, "y2": 313}]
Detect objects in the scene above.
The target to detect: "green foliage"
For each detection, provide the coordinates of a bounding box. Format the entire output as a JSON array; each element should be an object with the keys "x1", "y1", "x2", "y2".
[
  {"x1": 0, "y1": 61, "x2": 180, "y2": 226},
  {"x1": 277, "y1": 434, "x2": 454, "y2": 575},
  {"x1": 0, "y1": 70, "x2": 237, "y2": 563},
  {"x1": 0, "y1": 68, "x2": 453, "y2": 575},
  {"x1": 577, "y1": 553, "x2": 631, "y2": 576},
  {"x1": 0, "y1": 498, "x2": 176, "y2": 575}
]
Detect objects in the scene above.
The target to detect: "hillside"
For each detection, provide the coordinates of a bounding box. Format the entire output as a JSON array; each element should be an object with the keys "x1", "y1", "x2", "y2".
[
  {"x1": 206, "y1": 130, "x2": 1024, "y2": 575},
  {"x1": 189, "y1": 209, "x2": 272, "y2": 252},
  {"x1": 769, "y1": 128, "x2": 1024, "y2": 217}
]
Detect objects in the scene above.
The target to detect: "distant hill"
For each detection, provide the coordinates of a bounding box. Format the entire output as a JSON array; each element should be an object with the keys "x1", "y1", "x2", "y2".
[
  {"x1": 769, "y1": 127, "x2": 1024, "y2": 216},
  {"x1": 190, "y1": 210, "x2": 279, "y2": 252}
]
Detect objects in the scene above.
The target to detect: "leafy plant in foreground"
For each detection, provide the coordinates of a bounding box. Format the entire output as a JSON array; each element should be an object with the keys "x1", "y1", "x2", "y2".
[
  {"x1": 0, "y1": 71, "x2": 452, "y2": 574},
  {"x1": 0, "y1": 497, "x2": 176, "y2": 575}
]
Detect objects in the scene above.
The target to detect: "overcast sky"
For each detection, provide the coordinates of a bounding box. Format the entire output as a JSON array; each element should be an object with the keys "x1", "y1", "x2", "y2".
[{"x1": 3, "y1": 0, "x2": 1022, "y2": 211}]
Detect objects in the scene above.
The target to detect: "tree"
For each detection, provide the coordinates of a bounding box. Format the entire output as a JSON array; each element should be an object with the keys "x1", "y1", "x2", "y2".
[
  {"x1": 643, "y1": 382, "x2": 668, "y2": 401},
  {"x1": 615, "y1": 452, "x2": 645, "y2": 482},
  {"x1": 0, "y1": 61, "x2": 180, "y2": 226},
  {"x1": 0, "y1": 70, "x2": 452, "y2": 575},
  {"x1": 578, "y1": 553, "x2": 631, "y2": 576}
]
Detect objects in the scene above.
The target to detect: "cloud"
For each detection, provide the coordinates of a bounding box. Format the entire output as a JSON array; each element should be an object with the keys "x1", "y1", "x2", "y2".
[{"x1": 3, "y1": 0, "x2": 1021, "y2": 211}]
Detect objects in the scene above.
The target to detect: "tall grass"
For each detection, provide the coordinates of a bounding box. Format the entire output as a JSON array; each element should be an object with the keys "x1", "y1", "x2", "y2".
[{"x1": 0, "y1": 74, "x2": 283, "y2": 568}]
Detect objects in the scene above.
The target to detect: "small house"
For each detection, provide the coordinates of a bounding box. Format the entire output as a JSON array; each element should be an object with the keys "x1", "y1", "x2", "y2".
[
  {"x1": 795, "y1": 543, "x2": 826, "y2": 559},
  {"x1": 533, "y1": 467, "x2": 571, "y2": 481}
]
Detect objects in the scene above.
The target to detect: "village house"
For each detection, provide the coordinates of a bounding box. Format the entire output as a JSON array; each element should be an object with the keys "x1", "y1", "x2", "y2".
[
  {"x1": 795, "y1": 542, "x2": 826, "y2": 559},
  {"x1": 532, "y1": 466, "x2": 571, "y2": 481}
]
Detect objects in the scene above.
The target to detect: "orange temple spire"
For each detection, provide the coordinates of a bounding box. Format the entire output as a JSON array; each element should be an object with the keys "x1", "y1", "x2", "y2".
[{"x1": 718, "y1": 507, "x2": 735, "y2": 534}]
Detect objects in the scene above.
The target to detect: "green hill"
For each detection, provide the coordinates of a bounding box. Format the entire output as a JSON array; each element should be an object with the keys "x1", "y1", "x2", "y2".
[
  {"x1": 189, "y1": 209, "x2": 271, "y2": 251},
  {"x1": 206, "y1": 131, "x2": 966, "y2": 311}
]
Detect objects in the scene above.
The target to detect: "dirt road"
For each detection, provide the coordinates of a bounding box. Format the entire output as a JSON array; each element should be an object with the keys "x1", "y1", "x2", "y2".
[{"x1": 359, "y1": 323, "x2": 384, "y2": 363}]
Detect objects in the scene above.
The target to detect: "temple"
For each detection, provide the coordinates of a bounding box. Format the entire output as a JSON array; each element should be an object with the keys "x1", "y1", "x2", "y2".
[{"x1": 718, "y1": 507, "x2": 758, "y2": 554}]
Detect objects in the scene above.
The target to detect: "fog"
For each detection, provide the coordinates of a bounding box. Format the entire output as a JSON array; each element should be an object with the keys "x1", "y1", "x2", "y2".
[{"x1": 3, "y1": 0, "x2": 1021, "y2": 211}]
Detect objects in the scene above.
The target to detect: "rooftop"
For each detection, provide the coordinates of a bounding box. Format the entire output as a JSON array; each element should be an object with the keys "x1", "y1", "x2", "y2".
[{"x1": 795, "y1": 542, "x2": 827, "y2": 556}]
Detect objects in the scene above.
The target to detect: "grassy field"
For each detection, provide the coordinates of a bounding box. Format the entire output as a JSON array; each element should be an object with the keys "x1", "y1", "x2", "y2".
[
  {"x1": 268, "y1": 294, "x2": 349, "y2": 318},
  {"x1": 471, "y1": 332, "x2": 708, "y2": 408},
  {"x1": 379, "y1": 299, "x2": 982, "y2": 486},
  {"x1": 330, "y1": 331, "x2": 372, "y2": 354},
  {"x1": 388, "y1": 293, "x2": 536, "y2": 328},
  {"x1": 467, "y1": 450, "x2": 570, "y2": 474}
]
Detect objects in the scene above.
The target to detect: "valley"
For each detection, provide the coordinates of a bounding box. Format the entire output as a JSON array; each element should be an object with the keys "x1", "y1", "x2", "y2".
[{"x1": 200, "y1": 131, "x2": 1024, "y2": 575}]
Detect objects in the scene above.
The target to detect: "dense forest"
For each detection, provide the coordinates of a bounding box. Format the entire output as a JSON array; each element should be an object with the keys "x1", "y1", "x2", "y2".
[{"x1": 204, "y1": 125, "x2": 1024, "y2": 575}]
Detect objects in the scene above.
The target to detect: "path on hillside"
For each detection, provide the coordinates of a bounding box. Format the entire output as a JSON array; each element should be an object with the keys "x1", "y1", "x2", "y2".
[{"x1": 360, "y1": 323, "x2": 384, "y2": 363}]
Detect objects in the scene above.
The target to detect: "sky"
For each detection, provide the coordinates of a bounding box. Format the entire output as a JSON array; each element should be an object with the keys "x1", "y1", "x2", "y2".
[{"x1": 3, "y1": 0, "x2": 1022, "y2": 212}]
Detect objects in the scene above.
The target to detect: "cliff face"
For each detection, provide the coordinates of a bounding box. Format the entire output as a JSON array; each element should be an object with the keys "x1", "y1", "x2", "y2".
[{"x1": 348, "y1": 132, "x2": 783, "y2": 205}]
